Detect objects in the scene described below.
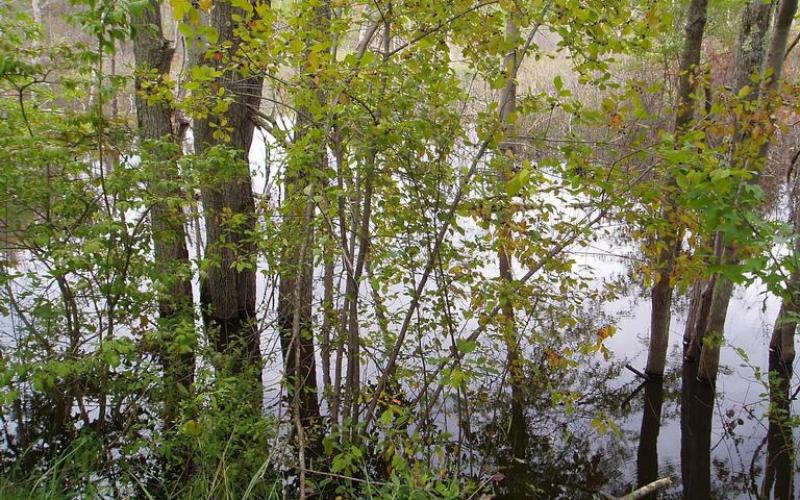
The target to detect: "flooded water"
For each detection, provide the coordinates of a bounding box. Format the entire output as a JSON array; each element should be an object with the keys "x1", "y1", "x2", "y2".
[
  {"x1": 484, "y1": 274, "x2": 797, "y2": 498},
  {"x1": 244, "y1": 131, "x2": 799, "y2": 498}
]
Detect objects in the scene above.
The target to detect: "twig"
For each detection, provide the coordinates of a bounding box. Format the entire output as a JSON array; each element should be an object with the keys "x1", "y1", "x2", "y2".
[
  {"x1": 625, "y1": 364, "x2": 651, "y2": 381},
  {"x1": 301, "y1": 468, "x2": 386, "y2": 486}
]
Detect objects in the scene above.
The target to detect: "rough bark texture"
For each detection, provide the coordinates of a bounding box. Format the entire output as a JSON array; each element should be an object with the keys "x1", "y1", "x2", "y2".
[
  {"x1": 131, "y1": 0, "x2": 195, "y2": 428},
  {"x1": 682, "y1": 278, "x2": 704, "y2": 355},
  {"x1": 764, "y1": 0, "x2": 798, "y2": 95},
  {"x1": 191, "y1": 2, "x2": 263, "y2": 386},
  {"x1": 674, "y1": 0, "x2": 709, "y2": 132},
  {"x1": 645, "y1": 0, "x2": 708, "y2": 377}
]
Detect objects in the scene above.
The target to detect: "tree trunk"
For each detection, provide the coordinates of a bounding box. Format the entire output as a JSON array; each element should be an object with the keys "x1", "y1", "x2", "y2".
[
  {"x1": 277, "y1": 0, "x2": 330, "y2": 434},
  {"x1": 131, "y1": 0, "x2": 195, "y2": 430},
  {"x1": 645, "y1": 0, "x2": 708, "y2": 378},
  {"x1": 190, "y1": 2, "x2": 263, "y2": 396},
  {"x1": 496, "y1": 13, "x2": 527, "y2": 463},
  {"x1": 320, "y1": 216, "x2": 335, "y2": 410},
  {"x1": 683, "y1": 278, "x2": 704, "y2": 357},
  {"x1": 763, "y1": 157, "x2": 800, "y2": 498},
  {"x1": 764, "y1": 0, "x2": 798, "y2": 95},
  {"x1": 696, "y1": 274, "x2": 734, "y2": 381},
  {"x1": 770, "y1": 181, "x2": 800, "y2": 366},
  {"x1": 694, "y1": 0, "x2": 773, "y2": 382},
  {"x1": 277, "y1": 172, "x2": 322, "y2": 431}
]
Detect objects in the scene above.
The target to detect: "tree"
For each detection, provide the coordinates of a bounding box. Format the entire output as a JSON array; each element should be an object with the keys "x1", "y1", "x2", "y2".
[
  {"x1": 691, "y1": 0, "x2": 796, "y2": 382},
  {"x1": 276, "y1": 0, "x2": 328, "y2": 450},
  {"x1": 186, "y1": 1, "x2": 264, "y2": 394},
  {"x1": 645, "y1": 0, "x2": 709, "y2": 378},
  {"x1": 130, "y1": 0, "x2": 195, "y2": 435}
]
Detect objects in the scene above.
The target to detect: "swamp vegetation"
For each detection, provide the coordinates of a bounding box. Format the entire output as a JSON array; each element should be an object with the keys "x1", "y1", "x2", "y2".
[{"x1": 1, "y1": 0, "x2": 800, "y2": 498}]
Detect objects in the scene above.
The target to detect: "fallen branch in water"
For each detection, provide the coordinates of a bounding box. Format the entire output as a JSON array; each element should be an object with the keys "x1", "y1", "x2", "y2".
[
  {"x1": 600, "y1": 477, "x2": 672, "y2": 500},
  {"x1": 625, "y1": 364, "x2": 650, "y2": 381}
]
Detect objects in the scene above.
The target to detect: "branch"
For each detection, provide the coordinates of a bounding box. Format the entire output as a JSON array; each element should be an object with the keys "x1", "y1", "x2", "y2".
[
  {"x1": 600, "y1": 477, "x2": 673, "y2": 500},
  {"x1": 361, "y1": 1, "x2": 553, "y2": 430},
  {"x1": 387, "y1": 0, "x2": 499, "y2": 57}
]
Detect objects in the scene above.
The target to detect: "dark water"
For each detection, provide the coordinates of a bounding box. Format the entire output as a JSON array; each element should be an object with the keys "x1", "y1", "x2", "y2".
[{"x1": 484, "y1": 281, "x2": 799, "y2": 499}]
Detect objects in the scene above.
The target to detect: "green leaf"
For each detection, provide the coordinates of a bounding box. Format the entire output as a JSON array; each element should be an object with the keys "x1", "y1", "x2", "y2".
[
  {"x1": 505, "y1": 167, "x2": 531, "y2": 196},
  {"x1": 380, "y1": 408, "x2": 393, "y2": 426},
  {"x1": 456, "y1": 339, "x2": 477, "y2": 354}
]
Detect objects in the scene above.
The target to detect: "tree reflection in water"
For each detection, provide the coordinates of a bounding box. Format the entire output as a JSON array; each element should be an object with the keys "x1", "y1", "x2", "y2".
[
  {"x1": 762, "y1": 352, "x2": 795, "y2": 499},
  {"x1": 680, "y1": 361, "x2": 714, "y2": 500},
  {"x1": 459, "y1": 347, "x2": 797, "y2": 498},
  {"x1": 637, "y1": 380, "x2": 664, "y2": 499}
]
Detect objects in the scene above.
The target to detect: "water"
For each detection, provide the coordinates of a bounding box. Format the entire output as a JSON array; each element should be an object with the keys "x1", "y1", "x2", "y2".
[{"x1": 481, "y1": 276, "x2": 796, "y2": 498}]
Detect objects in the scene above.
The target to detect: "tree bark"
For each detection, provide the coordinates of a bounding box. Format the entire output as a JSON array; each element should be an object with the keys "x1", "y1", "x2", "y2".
[
  {"x1": 768, "y1": 151, "x2": 800, "y2": 377},
  {"x1": 131, "y1": 0, "x2": 195, "y2": 430},
  {"x1": 190, "y1": 1, "x2": 263, "y2": 395},
  {"x1": 320, "y1": 214, "x2": 335, "y2": 410},
  {"x1": 695, "y1": 0, "x2": 798, "y2": 381},
  {"x1": 497, "y1": 13, "x2": 527, "y2": 463},
  {"x1": 764, "y1": 0, "x2": 798, "y2": 95}
]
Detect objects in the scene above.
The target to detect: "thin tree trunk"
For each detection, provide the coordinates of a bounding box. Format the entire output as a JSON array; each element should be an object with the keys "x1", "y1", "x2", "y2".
[
  {"x1": 277, "y1": 0, "x2": 330, "y2": 434},
  {"x1": 320, "y1": 212, "x2": 335, "y2": 409},
  {"x1": 645, "y1": 0, "x2": 708, "y2": 378},
  {"x1": 764, "y1": 0, "x2": 798, "y2": 95},
  {"x1": 341, "y1": 6, "x2": 389, "y2": 441},
  {"x1": 330, "y1": 129, "x2": 348, "y2": 426},
  {"x1": 131, "y1": 0, "x2": 195, "y2": 430},
  {"x1": 277, "y1": 155, "x2": 322, "y2": 432},
  {"x1": 496, "y1": 13, "x2": 528, "y2": 463}
]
